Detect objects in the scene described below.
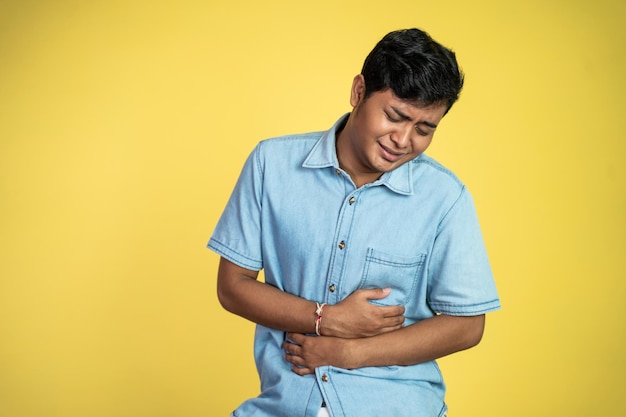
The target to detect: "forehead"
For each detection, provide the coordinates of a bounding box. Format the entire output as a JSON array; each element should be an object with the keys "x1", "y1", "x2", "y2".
[{"x1": 370, "y1": 89, "x2": 448, "y2": 119}]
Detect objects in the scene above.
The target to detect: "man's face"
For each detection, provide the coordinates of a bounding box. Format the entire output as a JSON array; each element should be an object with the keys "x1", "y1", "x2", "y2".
[{"x1": 337, "y1": 75, "x2": 448, "y2": 185}]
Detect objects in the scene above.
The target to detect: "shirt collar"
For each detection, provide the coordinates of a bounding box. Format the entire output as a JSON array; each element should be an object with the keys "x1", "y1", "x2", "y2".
[{"x1": 302, "y1": 114, "x2": 415, "y2": 195}]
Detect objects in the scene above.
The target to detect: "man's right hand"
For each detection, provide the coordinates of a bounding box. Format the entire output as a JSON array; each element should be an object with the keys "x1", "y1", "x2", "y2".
[{"x1": 321, "y1": 288, "x2": 405, "y2": 338}]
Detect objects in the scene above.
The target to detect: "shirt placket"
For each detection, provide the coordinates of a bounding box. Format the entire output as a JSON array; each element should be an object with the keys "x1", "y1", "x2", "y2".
[{"x1": 325, "y1": 169, "x2": 361, "y2": 306}]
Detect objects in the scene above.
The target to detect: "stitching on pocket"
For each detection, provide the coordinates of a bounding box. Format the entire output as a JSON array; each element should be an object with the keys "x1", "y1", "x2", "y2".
[{"x1": 360, "y1": 248, "x2": 426, "y2": 306}]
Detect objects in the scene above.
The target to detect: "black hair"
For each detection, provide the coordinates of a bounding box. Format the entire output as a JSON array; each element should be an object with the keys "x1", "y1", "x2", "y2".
[{"x1": 361, "y1": 28, "x2": 464, "y2": 111}]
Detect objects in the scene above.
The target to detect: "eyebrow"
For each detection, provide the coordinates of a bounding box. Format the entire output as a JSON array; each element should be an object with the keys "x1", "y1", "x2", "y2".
[{"x1": 391, "y1": 106, "x2": 439, "y2": 129}]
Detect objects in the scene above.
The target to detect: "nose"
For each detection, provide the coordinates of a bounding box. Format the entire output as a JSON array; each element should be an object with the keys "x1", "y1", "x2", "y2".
[{"x1": 389, "y1": 125, "x2": 411, "y2": 148}]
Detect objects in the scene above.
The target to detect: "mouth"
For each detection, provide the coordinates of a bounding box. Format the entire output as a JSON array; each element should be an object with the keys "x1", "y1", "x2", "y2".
[{"x1": 379, "y1": 143, "x2": 404, "y2": 162}]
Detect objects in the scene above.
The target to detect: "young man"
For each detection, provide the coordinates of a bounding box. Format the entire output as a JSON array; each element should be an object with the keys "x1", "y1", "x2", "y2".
[{"x1": 209, "y1": 28, "x2": 500, "y2": 417}]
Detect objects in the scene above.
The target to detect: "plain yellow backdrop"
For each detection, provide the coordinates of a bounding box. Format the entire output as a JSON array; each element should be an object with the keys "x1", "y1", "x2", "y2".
[{"x1": 1, "y1": 1, "x2": 624, "y2": 416}]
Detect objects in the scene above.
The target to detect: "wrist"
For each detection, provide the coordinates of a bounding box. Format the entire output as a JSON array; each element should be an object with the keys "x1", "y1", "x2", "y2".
[
  {"x1": 342, "y1": 338, "x2": 362, "y2": 369},
  {"x1": 314, "y1": 302, "x2": 326, "y2": 336},
  {"x1": 318, "y1": 303, "x2": 339, "y2": 337}
]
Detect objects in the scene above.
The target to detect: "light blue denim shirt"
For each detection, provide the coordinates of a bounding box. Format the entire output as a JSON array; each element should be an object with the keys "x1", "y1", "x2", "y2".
[{"x1": 208, "y1": 114, "x2": 501, "y2": 417}]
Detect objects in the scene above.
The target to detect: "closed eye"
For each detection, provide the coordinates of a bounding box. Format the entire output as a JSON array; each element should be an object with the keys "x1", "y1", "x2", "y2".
[
  {"x1": 384, "y1": 111, "x2": 401, "y2": 123},
  {"x1": 416, "y1": 125, "x2": 432, "y2": 136},
  {"x1": 416, "y1": 122, "x2": 435, "y2": 136}
]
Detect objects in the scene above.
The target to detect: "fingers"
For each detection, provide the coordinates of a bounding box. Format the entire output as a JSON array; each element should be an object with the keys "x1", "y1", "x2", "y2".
[
  {"x1": 286, "y1": 332, "x2": 305, "y2": 344},
  {"x1": 382, "y1": 315, "x2": 405, "y2": 332},
  {"x1": 283, "y1": 334, "x2": 304, "y2": 356},
  {"x1": 359, "y1": 287, "x2": 392, "y2": 300},
  {"x1": 285, "y1": 352, "x2": 314, "y2": 375},
  {"x1": 290, "y1": 364, "x2": 314, "y2": 376},
  {"x1": 372, "y1": 307, "x2": 406, "y2": 333},
  {"x1": 283, "y1": 340, "x2": 300, "y2": 355},
  {"x1": 380, "y1": 304, "x2": 406, "y2": 318},
  {"x1": 283, "y1": 340, "x2": 304, "y2": 365},
  {"x1": 358, "y1": 289, "x2": 407, "y2": 316},
  {"x1": 284, "y1": 350, "x2": 305, "y2": 367},
  {"x1": 283, "y1": 334, "x2": 315, "y2": 376}
]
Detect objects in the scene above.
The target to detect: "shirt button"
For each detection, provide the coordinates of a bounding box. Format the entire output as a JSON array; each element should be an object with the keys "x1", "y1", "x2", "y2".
[
  {"x1": 335, "y1": 169, "x2": 341, "y2": 175},
  {"x1": 322, "y1": 374, "x2": 329, "y2": 382},
  {"x1": 349, "y1": 196, "x2": 355, "y2": 205},
  {"x1": 329, "y1": 284, "x2": 336, "y2": 292},
  {"x1": 338, "y1": 241, "x2": 346, "y2": 250}
]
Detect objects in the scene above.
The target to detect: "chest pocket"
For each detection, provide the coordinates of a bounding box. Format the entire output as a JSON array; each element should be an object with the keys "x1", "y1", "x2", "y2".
[{"x1": 359, "y1": 248, "x2": 426, "y2": 306}]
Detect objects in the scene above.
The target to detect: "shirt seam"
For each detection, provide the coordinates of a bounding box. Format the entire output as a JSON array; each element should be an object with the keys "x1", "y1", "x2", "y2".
[
  {"x1": 430, "y1": 299, "x2": 501, "y2": 315},
  {"x1": 207, "y1": 238, "x2": 263, "y2": 271}
]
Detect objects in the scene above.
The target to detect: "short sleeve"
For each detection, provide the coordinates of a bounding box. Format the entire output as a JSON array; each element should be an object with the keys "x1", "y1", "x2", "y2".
[
  {"x1": 207, "y1": 144, "x2": 264, "y2": 271},
  {"x1": 427, "y1": 187, "x2": 501, "y2": 315}
]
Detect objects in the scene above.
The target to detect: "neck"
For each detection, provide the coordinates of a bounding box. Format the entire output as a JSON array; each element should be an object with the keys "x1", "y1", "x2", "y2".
[{"x1": 335, "y1": 125, "x2": 381, "y2": 188}]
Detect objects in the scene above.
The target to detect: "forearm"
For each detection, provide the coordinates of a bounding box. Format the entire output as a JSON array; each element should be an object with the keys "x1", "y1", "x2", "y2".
[
  {"x1": 217, "y1": 257, "x2": 405, "y2": 338},
  {"x1": 284, "y1": 314, "x2": 485, "y2": 374},
  {"x1": 217, "y1": 257, "x2": 317, "y2": 334},
  {"x1": 345, "y1": 314, "x2": 485, "y2": 368}
]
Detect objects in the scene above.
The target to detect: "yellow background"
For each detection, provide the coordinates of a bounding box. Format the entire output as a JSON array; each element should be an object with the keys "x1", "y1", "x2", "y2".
[{"x1": 1, "y1": 1, "x2": 624, "y2": 416}]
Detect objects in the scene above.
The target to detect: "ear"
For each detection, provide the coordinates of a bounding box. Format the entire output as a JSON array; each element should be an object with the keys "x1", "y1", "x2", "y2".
[{"x1": 350, "y1": 74, "x2": 366, "y2": 108}]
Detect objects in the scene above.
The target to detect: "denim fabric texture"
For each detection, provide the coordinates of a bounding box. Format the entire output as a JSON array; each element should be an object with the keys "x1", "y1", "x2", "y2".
[{"x1": 209, "y1": 114, "x2": 500, "y2": 417}]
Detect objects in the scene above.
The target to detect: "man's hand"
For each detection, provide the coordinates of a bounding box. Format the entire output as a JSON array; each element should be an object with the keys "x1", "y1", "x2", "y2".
[
  {"x1": 283, "y1": 333, "x2": 354, "y2": 375},
  {"x1": 321, "y1": 288, "x2": 405, "y2": 338}
]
